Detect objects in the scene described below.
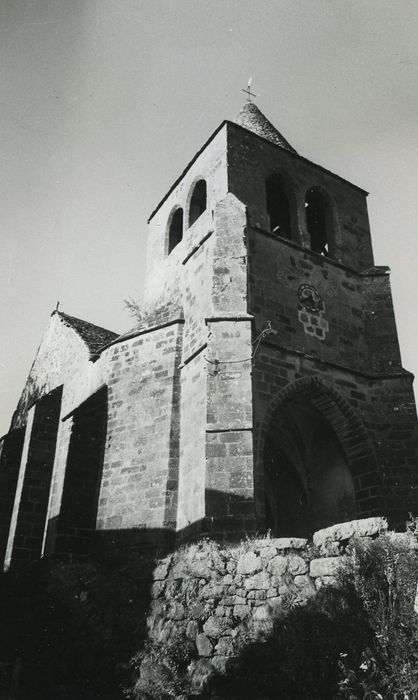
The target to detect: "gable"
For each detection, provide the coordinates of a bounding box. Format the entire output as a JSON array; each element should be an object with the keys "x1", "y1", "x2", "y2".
[{"x1": 10, "y1": 312, "x2": 115, "y2": 430}]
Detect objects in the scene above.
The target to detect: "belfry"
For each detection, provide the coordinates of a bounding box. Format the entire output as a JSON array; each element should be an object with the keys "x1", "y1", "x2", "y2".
[{"x1": 1, "y1": 103, "x2": 418, "y2": 568}]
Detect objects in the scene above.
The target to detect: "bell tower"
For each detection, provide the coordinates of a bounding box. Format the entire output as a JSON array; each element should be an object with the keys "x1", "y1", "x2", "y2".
[{"x1": 144, "y1": 101, "x2": 418, "y2": 538}]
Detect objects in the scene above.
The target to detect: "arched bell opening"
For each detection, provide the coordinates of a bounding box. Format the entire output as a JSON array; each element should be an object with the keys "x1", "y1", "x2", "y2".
[
  {"x1": 265, "y1": 173, "x2": 297, "y2": 241},
  {"x1": 305, "y1": 187, "x2": 334, "y2": 257},
  {"x1": 188, "y1": 179, "x2": 207, "y2": 227},
  {"x1": 263, "y1": 394, "x2": 357, "y2": 537}
]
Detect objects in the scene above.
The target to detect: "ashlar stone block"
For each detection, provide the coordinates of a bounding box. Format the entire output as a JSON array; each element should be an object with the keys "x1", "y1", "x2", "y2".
[
  {"x1": 310, "y1": 556, "x2": 345, "y2": 578},
  {"x1": 313, "y1": 517, "x2": 388, "y2": 548}
]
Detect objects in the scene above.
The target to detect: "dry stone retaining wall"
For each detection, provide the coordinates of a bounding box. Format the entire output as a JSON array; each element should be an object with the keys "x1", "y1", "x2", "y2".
[{"x1": 146, "y1": 516, "x2": 405, "y2": 694}]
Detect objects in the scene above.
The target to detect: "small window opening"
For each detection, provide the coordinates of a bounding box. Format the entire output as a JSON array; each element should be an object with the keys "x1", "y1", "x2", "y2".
[
  {"x1": 168, "y1": 208, "x2": 183, "y2": 253},
  {"x1": 305, "y1": 189, "x2": 329, "y2": 256},
  {"x1": 266, "y1": 175, "x2": 292, "y2": 239},
  {"x1": 189, "y1": 180, "x2": 207, "y2": 227}
]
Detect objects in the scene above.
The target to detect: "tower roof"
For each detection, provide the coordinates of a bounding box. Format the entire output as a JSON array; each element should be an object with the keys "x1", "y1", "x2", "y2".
[{"x1": 234, "y1": 102, "x2": 297, "y2": 154}]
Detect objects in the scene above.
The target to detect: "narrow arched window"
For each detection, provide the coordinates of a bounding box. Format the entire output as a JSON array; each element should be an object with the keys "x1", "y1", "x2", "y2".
[
  {"x1": 266, "y1": 175, "x2": 292, "y2": 239},
  {"x1": 189, "y1": 180, "x2": 207, "y2": 227},
  {"x1": 305, "y1": 189, "x2": 329, "y2": 256},
  {"x1": 168, "y1": 208, "x2": 183, "y2": 254}
]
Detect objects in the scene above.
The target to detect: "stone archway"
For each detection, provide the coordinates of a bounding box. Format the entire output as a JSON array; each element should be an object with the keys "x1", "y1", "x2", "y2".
[{"x1": 257, "y1": 377, "x2": 381, "y2": 537}]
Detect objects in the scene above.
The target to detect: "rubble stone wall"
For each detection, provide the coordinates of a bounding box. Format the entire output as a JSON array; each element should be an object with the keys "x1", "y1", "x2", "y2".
[{"x1": 145, "y1": 516, "x2": 409, "y2": 694}]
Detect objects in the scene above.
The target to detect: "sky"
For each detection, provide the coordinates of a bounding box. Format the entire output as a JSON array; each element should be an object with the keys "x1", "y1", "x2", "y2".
[{"x1": 0, "y1": 0, "x2": 417, "y2": 436}]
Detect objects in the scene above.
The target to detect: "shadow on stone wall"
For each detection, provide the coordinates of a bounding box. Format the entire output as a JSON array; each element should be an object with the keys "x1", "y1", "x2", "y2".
[
  {"x1": 208, "y1": 585, "x2": 372, "y2": 700},
  {"x1": 0, "y1": 492, "x2": 394, "y2": 699},
  {"x1": 0, "y1": 528, "x2": 167, "y2": 700},
  {"x1": 0, "y1": 486, "x2": 255, "y2": 700}
]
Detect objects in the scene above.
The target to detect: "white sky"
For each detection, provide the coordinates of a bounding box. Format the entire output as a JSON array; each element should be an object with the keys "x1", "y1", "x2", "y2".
[{"x1": 0, "y1": 0, "x2": 417, "y2": 436}]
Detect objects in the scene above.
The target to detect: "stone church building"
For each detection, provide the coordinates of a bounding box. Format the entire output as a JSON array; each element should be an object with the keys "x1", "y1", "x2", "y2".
[{"x1": 1, "y1": 103, "x2": 418, "y2": 570}]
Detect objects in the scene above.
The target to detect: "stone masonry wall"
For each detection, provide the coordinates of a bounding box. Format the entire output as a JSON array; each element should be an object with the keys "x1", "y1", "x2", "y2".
[
  {"x1": 96, "y1": 322, "x2": 183, "y2": 537},
  {"x1": 177, "y1": 350, "x2": 207, "y2": 531},
  {"x1": 362, "y1": 272, "x2": 403, "y2": 374},
  {"x1": 144, "y1": 126, "x2": 228, "y2": 310},
  {"x1": 247, "y1": 225, "x2": 418, "y2": 529},
  {"x1": 146, "y1": 517, "x2": 403, "y2": 695},
  {"x1": 247, "y1": 227, "x2": 400, "y2": 375},
  {"x1": 227, "y1": 122, "x2": 374, "y2": 272},
  {"x1": 175, "y1": 193, "x2": 256, "y2": 539}
]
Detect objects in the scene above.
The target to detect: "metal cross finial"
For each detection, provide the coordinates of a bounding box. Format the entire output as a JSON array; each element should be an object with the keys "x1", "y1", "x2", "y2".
[
  {"x1": 242, "y1": 76, "x2": 256, "y2": 102},
  {"x1": 55, "y1": 301, "x2": 60, "y2": 312}
]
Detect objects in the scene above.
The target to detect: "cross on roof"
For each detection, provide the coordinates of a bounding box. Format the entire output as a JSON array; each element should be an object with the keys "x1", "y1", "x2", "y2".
[{"x1": 242, "y1": 77, "x2": 256, "y2": 102}]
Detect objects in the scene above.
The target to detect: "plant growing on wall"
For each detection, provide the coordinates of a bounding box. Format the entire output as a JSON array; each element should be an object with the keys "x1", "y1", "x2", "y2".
[
  {"x1": 337, "y1": 532, "x2": 418, "y2": 699},
  {"x1": 124, "y1": 296, "x2": 142, "y2": 321}
]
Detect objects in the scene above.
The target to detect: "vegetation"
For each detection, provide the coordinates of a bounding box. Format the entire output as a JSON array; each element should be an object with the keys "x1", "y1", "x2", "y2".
[
  {"x1": 336, "y1": 531, "x2": 418, "y2": 699},
  {"x1": 132, "y1": 531, "x2": 418, "y2": 700},
  {"x1": 127, "y1": 637, "x2": 196, "y2": 700},
  {"x1": 124, "y1": 297, "x2": 142, "y2": 321}
]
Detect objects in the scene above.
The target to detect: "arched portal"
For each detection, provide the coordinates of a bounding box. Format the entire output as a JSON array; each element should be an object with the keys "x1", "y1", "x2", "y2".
[
  {"x1": 264, "y1": 397, "x2": 355, "y2": 536},
  {"x1": 259, "y1": 378, "x2": 381, "y2": 537}
]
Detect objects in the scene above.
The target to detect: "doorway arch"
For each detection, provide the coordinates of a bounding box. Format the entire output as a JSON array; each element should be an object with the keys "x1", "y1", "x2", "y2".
[{"x1": 257, "y1": 377, "x2": 381, "y2": 536}]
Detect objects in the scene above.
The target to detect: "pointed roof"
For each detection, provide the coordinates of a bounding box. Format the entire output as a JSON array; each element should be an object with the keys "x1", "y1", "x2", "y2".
[
  {"x1": 55, "y1": 311, "x2": 118, "y2": 353},
  {"x1": 234, "y1": 102, "x2": 297, "y2": 154}
]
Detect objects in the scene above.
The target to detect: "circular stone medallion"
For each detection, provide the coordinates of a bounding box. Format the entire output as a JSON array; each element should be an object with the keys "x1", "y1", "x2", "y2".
[{"x1": 297, "y1": 284, "x2": 324, "y2": 313}]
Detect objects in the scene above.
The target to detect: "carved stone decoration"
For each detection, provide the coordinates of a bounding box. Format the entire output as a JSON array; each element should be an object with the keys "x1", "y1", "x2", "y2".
[
  {"x1": 297, "y1": 284, "x2": 324, "y2": 313},
  {"x1": 297, "y1": 284, "x2": 329, "y2": 340}
]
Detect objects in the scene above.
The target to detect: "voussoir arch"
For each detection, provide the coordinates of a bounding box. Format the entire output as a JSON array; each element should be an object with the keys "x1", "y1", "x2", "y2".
[{"x1": 255, "y1": 376, "x2": 382, "y2": 529}]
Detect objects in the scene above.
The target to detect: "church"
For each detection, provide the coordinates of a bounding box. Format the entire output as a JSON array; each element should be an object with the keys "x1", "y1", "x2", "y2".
[{"x1": 1, "y1": 101, "x2": 418, "y2": 570}]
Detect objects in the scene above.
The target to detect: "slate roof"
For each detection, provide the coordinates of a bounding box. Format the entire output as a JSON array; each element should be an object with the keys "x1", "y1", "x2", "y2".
[
  {"x1": 56, "y1": 311, "x2": 118, "y2": 353},
  {"x1": 234, "y1": 102, "x2": 297, "y2": 154}
]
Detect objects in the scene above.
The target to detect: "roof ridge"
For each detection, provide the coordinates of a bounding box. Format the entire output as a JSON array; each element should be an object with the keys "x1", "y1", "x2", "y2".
[{"x1": 55, "y1": 310, "x2": 118, "y2": 335}]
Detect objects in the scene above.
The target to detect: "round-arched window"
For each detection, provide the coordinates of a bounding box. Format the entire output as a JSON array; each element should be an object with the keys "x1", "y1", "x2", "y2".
[
  {"x1": 168, "y1": 208, "x2": 183, "y2": 253},
  {"x1": 189, "y1": 180, "x2": 207, "y2": 227}
]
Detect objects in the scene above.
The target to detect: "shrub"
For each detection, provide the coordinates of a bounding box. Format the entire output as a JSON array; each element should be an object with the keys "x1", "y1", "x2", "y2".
[
  {"x1": 336, "y1": 533, "x2": 418, "y2": 699},
  {"x1": 127, "y1": 636, "x2": 196, "y2": 700}
]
